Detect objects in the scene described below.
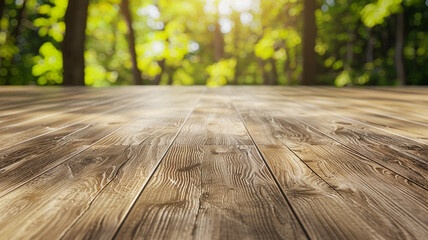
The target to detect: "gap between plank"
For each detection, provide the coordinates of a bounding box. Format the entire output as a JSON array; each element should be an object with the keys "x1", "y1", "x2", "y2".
[
  {"x1": 0, "y1": 92, "x2": 161, "y2": 198},
  {"x1": 302, "y1": 86, "x2": 428, "y2": 128},
  {"x1": 0, "y1": 91, "x2": 147, "y2": 151},
  {"x1": 295, "y1": 87, "x2": 428, "y2": 136},
  {"x1": 0, "y1": 89, "x2": 141, "y2": 130},
  {"x1": 271, "y1": 90, "x2": 428, "y2": 191},
  {"x1": 109, "y1": 87, "x2": 206, "y2": 240},
  {"x1": 228, "y1": 92, "x2": 311, "y2": 240}
]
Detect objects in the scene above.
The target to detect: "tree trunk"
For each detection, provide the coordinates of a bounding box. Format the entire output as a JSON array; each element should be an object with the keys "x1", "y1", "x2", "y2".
[
  {"x1": 284, "y1": 58, "x2": 293, "y2": 85},
  {"x1": 366, "y1": 27, "x2": 374, "y2": 63},
  {"x1": 63, "y1": 0, "x2": 89, "y2": 86},
  {"x1": 10, "y1": 0, "x2": 27, "y2": 39},
  {"x1": 395, "y1": 12, "x2": 406, "y2": 85},
  {"x1": 213, "y1": 21, "x2": 224, "y2": 62},
  {"x1": 233, "y1": 14, "x2": 240, "y2": 84},
  {"x1": 270, "y1": 58, "x2": 278, "y2": 85},
  {"x1": 153, "y1": 58, "x2": 165, "y2": 85},
  {"x1": 283, "y1": 4, "x2": 296, "y2": 86},
  {"x1": 1, "y1": 0, "x2": 26, "y2": 74},
  {"x1": 345, "y1": 29, "x2": 355, "y2": 69},
  {"x1": 121, "y1": 0, "x2": 143, "y2": 85},
  {"x1": 0, "y1": 0, "x2": 5, "y2": 21},
  {"x1": 167, "y1": 68, "x2": 174, "y2": 85},
  {"x1": 302, "y1": 0, "x2": 317, "y2": 85},
  {"x1": 258, "y1": 58, "x2": 270, "y2": 85}
]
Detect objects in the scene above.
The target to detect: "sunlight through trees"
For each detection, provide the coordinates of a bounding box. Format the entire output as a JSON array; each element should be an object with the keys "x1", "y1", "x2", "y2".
[{"x1": 0, "y1": 0, "x2": 427, "y2": 86}]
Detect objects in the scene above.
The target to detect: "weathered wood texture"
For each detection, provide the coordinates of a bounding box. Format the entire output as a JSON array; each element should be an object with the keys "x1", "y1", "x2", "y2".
[{"x1": 0, "y1": 86, "x2": 426, "y2": 240}]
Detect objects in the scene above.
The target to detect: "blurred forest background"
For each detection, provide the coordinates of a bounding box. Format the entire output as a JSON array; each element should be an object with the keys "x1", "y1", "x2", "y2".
[{"x1": 0, "y1": 0, "x2": 427, "y2": 86}]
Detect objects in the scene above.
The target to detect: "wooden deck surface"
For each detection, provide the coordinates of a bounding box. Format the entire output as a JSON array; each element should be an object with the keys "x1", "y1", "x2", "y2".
[{"x1": 0, "y1": 86, "x2": 427, "y2": 239}]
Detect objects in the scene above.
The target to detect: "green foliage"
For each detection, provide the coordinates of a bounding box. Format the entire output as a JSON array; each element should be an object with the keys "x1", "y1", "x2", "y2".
[
  {"x1": 32, "y1": 42, "x2": 63, "y2": 85},
  {"x1": 0, "y1": 0, "x2": 427, "y2": 86},
  {"x1": 33, "y1": 0, "x2": 67, "y2": 41},
  {"x1": 361, "y1": 0, "x2": 403, "y2": 27},
  {"x1": 206, "y1": 58, "x2": 237, "y2": 86}
]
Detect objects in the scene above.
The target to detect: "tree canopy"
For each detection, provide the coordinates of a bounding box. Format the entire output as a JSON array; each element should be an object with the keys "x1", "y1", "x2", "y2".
[{"x1": 0, "y1": 0, "x2": 427, "y2": 86}]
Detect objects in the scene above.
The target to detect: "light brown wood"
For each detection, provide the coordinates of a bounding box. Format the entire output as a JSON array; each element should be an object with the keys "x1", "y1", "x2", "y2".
[
  {"x1": 0, "y1": 88, "x2": 203, "y2": 239},
  {"x1": 0, "y1": 86, "x2": 427, "y2": 240},
  {"x1": 270, "y1": 88, "x2": 428, "y2": 188},
  {"x1": 115, "y1": 90, "x2": 306, "y2": 239},
  {"x1": 232, "y1": 87, "x2": 428, "y2": 239},
  {"x1": 299, "y1": 87, "x2": 428, "y2": 125}
]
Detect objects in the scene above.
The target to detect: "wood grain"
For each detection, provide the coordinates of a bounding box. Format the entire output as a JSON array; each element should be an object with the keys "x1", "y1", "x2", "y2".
[
  {"x1": 115, "y1": 89, "x2": 306, "y2": 239},
  {"x1": 0, "y1": 86, "x2": 427, "y2": 240},
  {"x1": 296, "y1": 87, "x2": 428, "y2": 125},
  {"x1": 232, "y1": 88, "x2": 428, "y2": 239},
  {"x1": 0, "y1": 88, "x2": 203, "y2": 239},
  {"x1": 279, "y1": 87, "x2": 428, "y2": 143},
  {"x1": 0, "y1": 89, "x2": 172, "y2": 197},
  {"x1": 261, "y1": 87, "x2": 428, "y2": 188}
]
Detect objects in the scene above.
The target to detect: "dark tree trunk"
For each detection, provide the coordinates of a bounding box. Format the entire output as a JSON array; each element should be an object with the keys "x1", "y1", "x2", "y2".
[
  {"x1": 283, "y1": 4, "x2": 296, "y2": 86},
  {"x1": 0, "y1": 0, "x2": 5, "y2": 21},
  {"x1": 153, "y1": 58, "x2": 165, "y2": 85},
  {"x1": 258, "y1": 58, "x2": 270, "y2": 85},
  {"x1": 167, "y1": 68, "x2": 174, "y2": 85},
  {"x1": 1, "y1": 0, "x2": 26, "y2": 74},
  {"x1": 0, "y1": 0, "x2": 3, "y2": 79},
  {"x1": 270, "y1": 58, "x2": 278, "y2": 85},
  {"x1": 121, "y1": 0, "x2": 143, "y2": 85},
  {"x1": 10, "y1": 0, "x2": 27, "y2": 38},
  {"x1": 284, "y1": 58, "x2": 293, "y2": 85},
  {"x1": 395, "y1": 12, "x2": 406, "y2": 85},
  {"x1": 5, "y1": 0, "x2": 27, "y2": 84},
  {"x1": 233, "y1": 14, "x2": 240, "y2": 84},
  {"x1": 366, "y1": 27, "x2": 374, "y2": 63},
  {"x1": 302, "y1": 0, "x2": 317, "y2": 85},
  {"x1": 233, "y1": 61, "x2": 240, "y2": 85},
  {"x1": 63, "y1": 0, "x2": 89, "y2": 86},
  {"x1": 105, "y1": 17, "x2": 119, "y2": 59},
  {"x1": 213, "y1": 22, "x2": 224, "y2": 62},
  {"x1": 345, "y1": 29, "x2": 355, "y2": 69}
]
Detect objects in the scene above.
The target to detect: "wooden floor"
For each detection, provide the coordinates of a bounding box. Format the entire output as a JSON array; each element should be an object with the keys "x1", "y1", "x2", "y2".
[{"x1": 0, "y1": 86, "x2": 427, "y2": 240}]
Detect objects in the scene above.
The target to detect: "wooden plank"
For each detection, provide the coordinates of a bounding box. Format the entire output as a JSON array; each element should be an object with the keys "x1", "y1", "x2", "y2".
[
  {"x1": 299, "y1": 87, "x2": 428, "y2": 125},
  {"x1": 298, "y1": 98, "x2": 428, "y2": 142},
  {"x1": 0, "y1": 87, "x2": 138, "y2": 127},
  {"x1": 304, "y1": 86, "x2": 428, "y2": 106},
  {"x1": 270, "y1": 87, "x2": 428, "y2": 188},
  {"x1": 232, "y1": 88, "x2": 428, "y2": 239},
  {"x1": 230, "y1": 90, "x2": 421, "y2": 239},
  {"x1": 348, "y1": 87, "x2": 428, "y2": 105},
  {"x1": 274, "y1": 88, "x2": 428, "y2": 144},
  {"x1": 174, "y1": 89, "x2": 253, "y2": 146},
  {"x1": 372, "y1": 87, "x2": 428, "y2": 96},
  {"x1": 0, "y1": 89, "x2": 167, "y2": 197},
  {"x1": 0, "y1": 88, "x2": 203, "y2": 240},
  {"x1": 0, "y1": 89, "x2": 149, "y2": 151},
  {"x1": 0, "y1": 87, "x2": 102, "y2": 115},
  {"x1": 0, "y1": 86, "x2": 427, "y2": 239},
  {"x1": 114, "y1": 89, "x2": 306, "y2": 239}
]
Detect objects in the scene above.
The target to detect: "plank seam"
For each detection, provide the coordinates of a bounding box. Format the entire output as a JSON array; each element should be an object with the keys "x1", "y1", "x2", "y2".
[
  {"x1": 302, "y1": 86, "x2": 428, "y2": 128},
  {"x1": 0, "y1": 90, "x2": 142, "y2": 130},
  {"x1": 232, "y1": 90, "x2": 347, "y2": 197},
  {"x1": 191, "y1": 145, "x2": 204, "y2": 238},
  {"x1": 58, "y1": 141, "x2": 143, "y2": 239},
  {"x1": 0, "y1": 93, "x2": 160, "y2": 198},
  {"x1": 272, "y1": 90, "x2": 428, "y2": 191},
  {"x1": 291, "y1": 116, "x2": 428, "y2": 191},
  {"x1": 110, "y1": 87, "x2": 206, "y2": 240},
  {"x1": 229, "y1": 97, "x2": 311, "y2": 240},
  {"x1": 0, "y1": 88, "x2": 91, "y2": 113},
  {"x1": 0, "y1": 91, "x2": 150, "y2": 151}
]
